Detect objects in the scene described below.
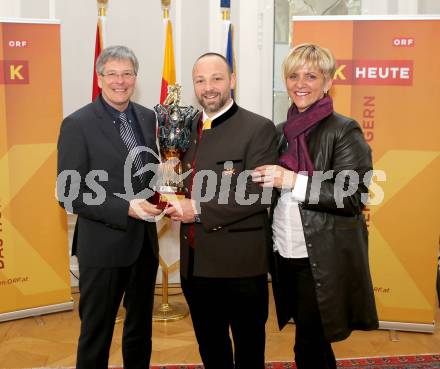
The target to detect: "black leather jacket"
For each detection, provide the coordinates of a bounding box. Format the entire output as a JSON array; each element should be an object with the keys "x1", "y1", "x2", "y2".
[{"x1": 271, "y1": 111, "x2": 379, "y2": 342}]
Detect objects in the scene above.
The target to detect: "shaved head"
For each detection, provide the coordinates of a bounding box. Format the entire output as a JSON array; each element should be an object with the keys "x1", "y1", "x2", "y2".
[{"x1": 193, "y1": 52, "x2": 232, "y2": 76}]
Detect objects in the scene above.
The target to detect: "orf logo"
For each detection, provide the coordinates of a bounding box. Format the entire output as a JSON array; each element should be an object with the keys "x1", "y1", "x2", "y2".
[
  {"x1": 0, "y1": 60, "x2": 30, "y2": 84},
  {"x1": 333, "y1": 60, "x2": 413, "y2": 86},
  {"x1": 393, "y1": 38, "x2": 414, "y2": 47}
]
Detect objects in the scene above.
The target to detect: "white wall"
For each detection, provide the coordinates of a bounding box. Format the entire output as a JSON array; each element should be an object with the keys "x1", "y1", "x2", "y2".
[
  {"x1": 235, "y1": 0, "x2": 274, "y2": 118},
  {"x1": 0, "y1": 0, "x2": 20, "y2": 18}
]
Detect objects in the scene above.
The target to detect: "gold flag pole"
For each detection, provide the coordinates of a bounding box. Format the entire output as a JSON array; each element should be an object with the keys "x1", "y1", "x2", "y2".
[
  {"x1": 222, "y1": 7, "x2": 230, "y2": 20},
  {"x1": 97, "y1": 0, "x2": 108, "y2": 16},
  {"x1": 152, "y1": 0, "x2": 189, "y2": 322},
  {"x1": 162, "y1": 0, "x2": 170, "y2": 19}
]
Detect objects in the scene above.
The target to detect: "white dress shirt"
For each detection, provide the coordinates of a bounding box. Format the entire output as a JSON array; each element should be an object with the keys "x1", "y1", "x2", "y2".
[
  {"x1": 272, "y1": 174, "x2": 309, "y2": 258},
  {"x1": 202, "y1": 99, "x2": 234, "y2": 124}
]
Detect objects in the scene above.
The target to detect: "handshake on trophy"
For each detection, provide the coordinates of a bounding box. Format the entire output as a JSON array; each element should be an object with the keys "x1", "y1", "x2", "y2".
[{"x1": 154, "y1": 84, "x2": 198, "y2": 208}]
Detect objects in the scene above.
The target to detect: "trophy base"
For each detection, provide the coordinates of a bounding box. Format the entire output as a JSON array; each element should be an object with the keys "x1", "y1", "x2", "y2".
[{"x1": 154, "y1": 186, "x2": 185, "y2": 209}]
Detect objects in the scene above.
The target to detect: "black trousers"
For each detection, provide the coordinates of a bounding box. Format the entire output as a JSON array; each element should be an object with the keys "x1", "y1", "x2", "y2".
[
  {"x1": 76, "y1": 241, "x2": 158, "y2": 369},
  {"x1": 277, "y1": 255, "x2": 336, "y2": 369},
  {"x1": 181, "y1": 273, "x2": 268, "y2": 369}
]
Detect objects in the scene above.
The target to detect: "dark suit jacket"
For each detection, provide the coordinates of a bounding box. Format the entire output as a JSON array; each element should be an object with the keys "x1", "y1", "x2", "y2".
[
  {"x1": 57, "y1": 97, "x2": 159, "y2": 267},
  {"x1": 180, "y1": 103, "x2": 278, "y2": 279}
]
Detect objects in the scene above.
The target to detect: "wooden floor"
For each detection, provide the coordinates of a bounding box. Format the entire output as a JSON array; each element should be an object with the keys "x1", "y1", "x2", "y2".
[{"x1": 0, "y1": 285, "x2": 439, "y2": 368}]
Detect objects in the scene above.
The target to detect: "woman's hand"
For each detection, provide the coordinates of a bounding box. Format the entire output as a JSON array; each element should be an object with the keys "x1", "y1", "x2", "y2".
[{"x1": 251, "y1": 165, "x2": 297, "y2": 189}]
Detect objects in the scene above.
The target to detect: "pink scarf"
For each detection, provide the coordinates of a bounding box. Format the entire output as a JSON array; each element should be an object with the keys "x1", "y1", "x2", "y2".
[{"x1": 279, "y1": 95, "x2": 333, "y2": 176}]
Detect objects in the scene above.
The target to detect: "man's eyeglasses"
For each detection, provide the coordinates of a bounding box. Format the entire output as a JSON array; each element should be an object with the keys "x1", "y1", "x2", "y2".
[{"x1": 100, "y1": 71, "x2": 137, "y2": 81}]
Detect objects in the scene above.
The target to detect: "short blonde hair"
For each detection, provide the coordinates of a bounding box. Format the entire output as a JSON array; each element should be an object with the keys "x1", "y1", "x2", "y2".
[{"x1": 282, "y1": 43, "x2": 336, "y2": 81}]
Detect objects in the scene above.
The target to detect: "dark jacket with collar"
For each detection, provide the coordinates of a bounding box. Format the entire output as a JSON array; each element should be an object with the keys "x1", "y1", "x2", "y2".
[
  {"x1": 271, "y1": 111, "x2": 379, "y2": 342},
  {"x1": 180, "y1": 103, "x2": 278, "y2": 279},
  {"x1": 57, "y1": 97, "x2": 159, "y2": 267}
]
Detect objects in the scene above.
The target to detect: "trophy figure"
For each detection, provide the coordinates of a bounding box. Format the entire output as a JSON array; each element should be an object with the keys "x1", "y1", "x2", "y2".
[{"x1": 154, "y1": 84, "x2": 198, "y2": 208}]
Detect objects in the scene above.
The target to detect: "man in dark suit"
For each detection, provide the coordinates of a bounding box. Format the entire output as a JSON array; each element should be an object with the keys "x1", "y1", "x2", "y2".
[
  {"x1": 57, "y1": 45, "x2": 161, "y2": 369},
  {"x1": 166, "y1": 53, "x2": 278, "y2": 369}
]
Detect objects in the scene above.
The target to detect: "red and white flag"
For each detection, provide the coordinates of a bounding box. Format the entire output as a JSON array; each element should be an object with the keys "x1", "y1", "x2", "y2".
[{"x1": 92, "y1": 13, "x2": 106, "y2": 101}]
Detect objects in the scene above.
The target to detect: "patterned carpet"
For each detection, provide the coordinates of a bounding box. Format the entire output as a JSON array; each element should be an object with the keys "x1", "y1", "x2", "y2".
[
  {"x1": 147, "y1": 355, "x2": 440, "y2": 369},
  {"x1": 35, "y1": 355, "x2": 440, "y2": 369}
]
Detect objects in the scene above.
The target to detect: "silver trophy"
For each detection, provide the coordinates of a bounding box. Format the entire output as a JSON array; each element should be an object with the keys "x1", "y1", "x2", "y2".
[{"x1": 154, "y1": 84, "x2": 198, "y2": 208}]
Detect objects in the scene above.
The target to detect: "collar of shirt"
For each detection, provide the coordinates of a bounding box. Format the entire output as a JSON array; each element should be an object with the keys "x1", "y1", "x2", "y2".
[
  {"x1": 202, "y1": 99, "x2": 234, "y2": 124},
  {"x1": 100, "y1": 95, "x2": 134, "y2": 124}
]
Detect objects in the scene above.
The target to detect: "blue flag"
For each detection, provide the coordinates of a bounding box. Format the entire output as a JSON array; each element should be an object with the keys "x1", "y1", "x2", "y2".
[{"x1": 226, "y1": 23, "x2": 234, "y2": 98}]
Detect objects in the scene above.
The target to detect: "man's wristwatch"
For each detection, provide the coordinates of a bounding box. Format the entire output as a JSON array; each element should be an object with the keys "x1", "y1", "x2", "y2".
[{"x1": 194, "y1": 214, "x2": 201, "y2": 223}]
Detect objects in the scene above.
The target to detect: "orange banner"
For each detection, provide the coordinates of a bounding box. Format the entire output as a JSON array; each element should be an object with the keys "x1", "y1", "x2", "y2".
[
  {"x1": 0, "y1": 20, "x2": 72, "y2": 320},
  {"x1": 292, "y1": 16, "x2": 440, "y2": 331}
]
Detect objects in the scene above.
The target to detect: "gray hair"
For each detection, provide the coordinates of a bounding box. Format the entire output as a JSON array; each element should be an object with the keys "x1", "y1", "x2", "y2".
[{"x1": 96, "y1": 45, "x2": 139, "y2": 75}]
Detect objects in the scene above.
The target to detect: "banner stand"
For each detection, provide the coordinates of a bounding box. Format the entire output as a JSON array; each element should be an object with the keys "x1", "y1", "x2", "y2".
[
  {"x1": 379, "y1": 321, "x2": 435, "y2": 334},
  {"x1": 0, "y1": 19, "x2": 73, "y2": 320},
  {"x1": 0, "y1": 301, "x2": 73, "y2": 323},
  {"x1": 291, "y1": 15, "x2": 440, "y2": 333}
]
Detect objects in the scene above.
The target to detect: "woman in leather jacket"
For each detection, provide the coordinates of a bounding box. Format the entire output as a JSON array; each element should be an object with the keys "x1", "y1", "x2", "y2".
[{"x1": 252, "y1": 43, "x2": 378, "y2": 369}]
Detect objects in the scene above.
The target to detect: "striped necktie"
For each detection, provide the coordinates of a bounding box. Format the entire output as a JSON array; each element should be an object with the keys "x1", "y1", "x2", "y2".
[{"x1": 118, "y1": 112, "x2": 145, "y2": 183}]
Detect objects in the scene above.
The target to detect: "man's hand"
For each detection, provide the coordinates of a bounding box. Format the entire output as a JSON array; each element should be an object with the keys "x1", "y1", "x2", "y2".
[
  {"x1": 251, "y1": 165, "x2": 297, "y2": 189},
  {"x1": 129, "y1": 199, "x2": 162, "y2": 221},
  {"x1": 165, "y1": 198, "x2": 198, "y2": 223}
]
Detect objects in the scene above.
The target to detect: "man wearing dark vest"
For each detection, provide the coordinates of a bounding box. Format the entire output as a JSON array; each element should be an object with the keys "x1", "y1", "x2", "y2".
[
  {"x1": 166, "y1": 53, "x2": 278, "y2": 369},
  {"x1": 57, "y1": 45, "x2": 161, "y2": 369}
]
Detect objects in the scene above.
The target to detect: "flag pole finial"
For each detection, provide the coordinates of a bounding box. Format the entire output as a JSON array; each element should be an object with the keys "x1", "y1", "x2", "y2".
[
  {"x1": 97, "y1": 0, "x2": 108, "y2": 17},
  {"x1": 220, "y1": 0, "x2": 230, "y2": 20},
  {"x1": 162, "y1": 0, "x2": 171, "y2": 19}
]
